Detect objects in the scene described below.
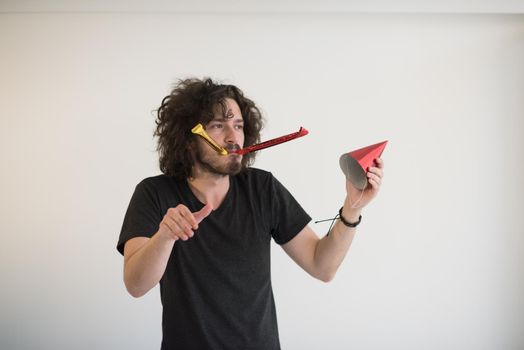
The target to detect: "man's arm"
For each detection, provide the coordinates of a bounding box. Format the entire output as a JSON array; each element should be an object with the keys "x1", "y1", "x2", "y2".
[
  {"x1": 123, "y1": 234, "x2": 175, "y2": 297},
  {"x1": 281, "y1": 207, "x2": 361, "y2": 282},
  {"x1": 281, "y1": 158, "x2": 384, "y2": 282},
  {"x1": 123, "y1": 203, "x2": 212, "y2": 297}
]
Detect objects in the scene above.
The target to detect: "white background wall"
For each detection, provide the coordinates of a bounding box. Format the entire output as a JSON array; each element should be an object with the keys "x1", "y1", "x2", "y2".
[{"x1": 1, "y1": 2, "x2": 523, "y2": 349}]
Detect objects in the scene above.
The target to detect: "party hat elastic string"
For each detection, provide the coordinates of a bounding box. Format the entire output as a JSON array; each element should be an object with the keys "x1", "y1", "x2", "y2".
[{"x1": 314, "y1": 214, "x2": 339, "y2": 236}]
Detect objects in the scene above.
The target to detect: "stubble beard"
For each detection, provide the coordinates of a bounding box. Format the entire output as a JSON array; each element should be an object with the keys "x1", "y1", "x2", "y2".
[{"x1": 195, "y1": 147, "x2": 243, "y2": 176}]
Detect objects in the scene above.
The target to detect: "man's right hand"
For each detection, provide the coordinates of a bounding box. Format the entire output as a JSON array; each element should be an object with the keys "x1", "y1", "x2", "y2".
[
  {"x1": 123, "y1": 202, "x2": 213, "y2": 297},
  {"x1": 158, "y1": 203, "x2": 213, "y2": 241}
]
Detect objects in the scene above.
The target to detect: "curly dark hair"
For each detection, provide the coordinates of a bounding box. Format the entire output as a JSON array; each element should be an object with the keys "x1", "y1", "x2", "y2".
[{"x1": 154, "y1": 78, "x2": 264, "y2": 179}]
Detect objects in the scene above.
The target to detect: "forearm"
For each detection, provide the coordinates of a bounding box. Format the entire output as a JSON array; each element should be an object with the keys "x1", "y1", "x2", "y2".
[
  {"x1": 313, "y1": 203, "x2": 361, "y2": 281},
  {"x1": 124, "y1": 232, "x2": 175, "y2": 297}
]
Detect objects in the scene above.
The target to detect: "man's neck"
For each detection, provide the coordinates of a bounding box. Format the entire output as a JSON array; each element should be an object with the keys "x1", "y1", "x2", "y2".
[{"x1": 187, "y1": 169, "x2": 230, "y2": 209}]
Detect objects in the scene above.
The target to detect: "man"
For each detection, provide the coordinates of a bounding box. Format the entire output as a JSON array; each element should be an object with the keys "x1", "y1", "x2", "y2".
[{"x1": 117, "y1": 78, "x2": 384, "y2": 349}]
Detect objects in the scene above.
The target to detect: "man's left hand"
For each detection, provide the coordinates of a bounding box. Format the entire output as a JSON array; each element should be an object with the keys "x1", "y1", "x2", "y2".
[{"x1": 345, "y1": 157, "x2": 385, "y2": 209}]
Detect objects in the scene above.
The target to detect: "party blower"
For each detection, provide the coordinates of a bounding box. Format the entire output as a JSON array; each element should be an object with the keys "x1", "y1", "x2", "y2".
[
  {"x1": 191, "y1": 124, "x2": 229, "y2": 155},
  {"x1": 191, "y1": 123, "x2": 309, "y2": 155},
  {"x1": 339, "y1": 140, "x2": 388, "y2": 190}
]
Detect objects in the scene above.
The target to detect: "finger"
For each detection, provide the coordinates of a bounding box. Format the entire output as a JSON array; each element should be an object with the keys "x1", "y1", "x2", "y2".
[
  {"x1": 175, "y1": 218, "x2": 195, "y2": 239},
  {"x1": 374, "y1": 157, "x2": 384, "y2": 168},
  {"x1": 175, "y1": 219, "x2": 195, "y2": 239},
  {"x1": 178, "y1": 205, "x2": 198, "y2": 229},
  {"x1": 367, "y1": 166, "x2": 384, "y2": 178},
  {"x1": 194, "y1": 202, "x2": 213, "y2": 224},
  {"x1": 174, "y1": 222, "x2": 192, "y2": 240},
  {"x1": 165, "y1": 215, "x2": 192, "y2": 240},
  {"x1": 161, "y1": 220, "x2": 185, "y2": 241},
  {"x1": 367, "y1": 172, "x2": 381, "y2": 186},
  {"x1": 367, "y1": 176, "x2": 380, "y2": 190},
  {"x1": 169, "y1": 209, "x2": 195, "y2": 236},
  {"x1": 368, "y1": 180, "x2": 380, "y2": 191}
]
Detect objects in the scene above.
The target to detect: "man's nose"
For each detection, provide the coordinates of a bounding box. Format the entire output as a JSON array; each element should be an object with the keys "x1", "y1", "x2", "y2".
[{"x1": 224, "y1": 125, "x2": 240, "y2": 145}]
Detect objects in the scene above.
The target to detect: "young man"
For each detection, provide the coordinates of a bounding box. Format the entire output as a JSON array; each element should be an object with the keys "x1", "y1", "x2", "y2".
[{"x1": 117, "y1": 78, "x2": 384, "y2": 349}]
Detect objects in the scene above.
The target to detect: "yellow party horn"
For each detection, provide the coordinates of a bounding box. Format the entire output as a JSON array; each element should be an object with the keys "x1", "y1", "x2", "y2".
[{"x1": 191, "y1": 123, "x2": 229, "y2": 156}]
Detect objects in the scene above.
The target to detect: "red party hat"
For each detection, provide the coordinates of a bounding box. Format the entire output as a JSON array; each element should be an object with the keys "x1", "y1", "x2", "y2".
[{"x1": 339, "y1": 140, "x2": 388, "y2": 190}]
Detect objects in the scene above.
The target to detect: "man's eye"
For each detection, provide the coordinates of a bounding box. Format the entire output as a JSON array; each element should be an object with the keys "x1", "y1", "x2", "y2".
[{"x1": 210, "y1": 124, "x2": 223, "y2": 129}]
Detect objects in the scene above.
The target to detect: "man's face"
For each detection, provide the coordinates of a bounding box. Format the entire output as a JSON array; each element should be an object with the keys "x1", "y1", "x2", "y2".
[{"x1": 195, "y1": 98, "x2": 245, "y2": 176}]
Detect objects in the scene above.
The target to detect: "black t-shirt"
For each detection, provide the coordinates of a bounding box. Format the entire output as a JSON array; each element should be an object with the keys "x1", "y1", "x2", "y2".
[{"x1": 117, "y1": 168, "x2": 311, "y2": 350}]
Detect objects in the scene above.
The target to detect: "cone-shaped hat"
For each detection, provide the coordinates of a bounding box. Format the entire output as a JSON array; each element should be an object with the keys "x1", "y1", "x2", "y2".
[{"x1": 339, "y1": 140, "x2": 388, "y2": 190}]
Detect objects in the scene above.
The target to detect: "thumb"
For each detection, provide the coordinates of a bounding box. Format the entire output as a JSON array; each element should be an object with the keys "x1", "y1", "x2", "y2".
[{"x1": 194, "y1": 202, "x2": 213, "y2": 224}]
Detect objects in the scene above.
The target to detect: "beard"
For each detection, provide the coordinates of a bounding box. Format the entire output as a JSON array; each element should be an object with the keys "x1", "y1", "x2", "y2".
[{"x1": 195, "y1": 145, "x2": 243, "y2": 176}]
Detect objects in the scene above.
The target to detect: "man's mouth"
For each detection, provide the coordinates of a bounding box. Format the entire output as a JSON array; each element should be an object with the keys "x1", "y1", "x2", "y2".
[{"x1": 226, "y1": 145, "x2": 241, "y2": 154}]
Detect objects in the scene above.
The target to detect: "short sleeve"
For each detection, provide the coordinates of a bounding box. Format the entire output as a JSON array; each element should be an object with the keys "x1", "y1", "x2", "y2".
[
  {"x1": 269, "y1": 175, "x2": 311, "y2": 245},
  {"x1": 116, "y1": 180, "x2": 163, "y2": 255}
]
